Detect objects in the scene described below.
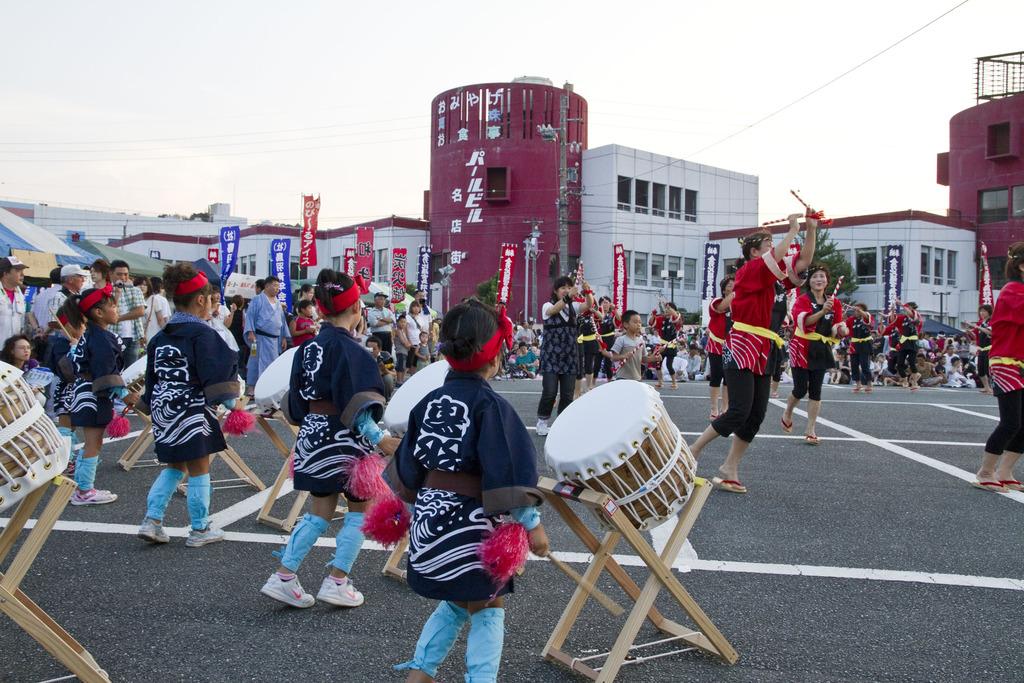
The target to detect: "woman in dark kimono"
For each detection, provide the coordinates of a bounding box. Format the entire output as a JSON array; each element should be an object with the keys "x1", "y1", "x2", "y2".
[
  {"x1": 46, "y1": 311, "x2": 83, "y2": 471},
  {"x1": 535, "y1": 275, "x2": 592, "y2": 436},
  {"x1": 260, "y1": 269, "x2": 400, "y2": 609},
  {"x1": 58, "y1": 287, "x2": 127, "y2": 506},
  {"x1": 136, "y1": 263, "x2": 240, "y2": 548},
  {"x1": 389, "y1": 299, "x2": 548, "y2": 683}
]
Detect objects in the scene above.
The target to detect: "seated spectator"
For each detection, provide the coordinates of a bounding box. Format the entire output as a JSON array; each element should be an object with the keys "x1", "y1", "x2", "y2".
[
  {"x1": 685, "y1": 345, "x2": 702, "y2": 381},
  {"x1": 1, "y1": 334, "x2": 39, "y2": 372},
  {"x1": 945, "y1": 357, "x2": 974, "y2": 388},
  {"x1": 365, "y1": 336, "x2": 396, "y2": 399},
  {"x1": 511, "y1": 342, "x2": 539, "y2": 377},
  {"x1": 917, "y1": 353, "x2": 946, "y2": 388}
]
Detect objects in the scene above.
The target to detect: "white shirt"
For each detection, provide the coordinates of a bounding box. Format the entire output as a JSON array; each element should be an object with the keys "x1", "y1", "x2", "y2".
[
  {"x1": 541, "y1": 301, "x2": 582, "y2": 321},
  {"x1": 144, "y1": 294, "x2": 171, "y2": 340},
  {"x1": 0, "y1": 286, "x2": 26, "y2": 342},
  {"x1": 404, "y1": 315, "x2": 422, "y2": 348},
  {"x1": 207, "y1": 303, "x2": 239, "y2": 352},
  {"x1": 32, "y1": 285, "x2": 59, "y2": 330}
]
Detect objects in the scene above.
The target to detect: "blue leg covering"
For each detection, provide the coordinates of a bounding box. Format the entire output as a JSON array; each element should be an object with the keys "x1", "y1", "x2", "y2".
[
  {"x1": 275, "y1": 513, "x2": 329, "y2": 572},
  {"x1": 145, "y1": 468, "x2": 185, "y2": 521},
  {"x1": 186, "y1": 474, "x2": 212, "y2": 531},
  {"x1": 394, "y1": 601, "x2": 469, "y2": 677},
  {"x1": 74, "y1": 455, "x2": 98, "y2": 491},
  {"x1": 465, "y1": 608, "x2": 505, "y2": 683},
  {"x1": 331, "y1": 511, "x2": 365, "y2": 574}
]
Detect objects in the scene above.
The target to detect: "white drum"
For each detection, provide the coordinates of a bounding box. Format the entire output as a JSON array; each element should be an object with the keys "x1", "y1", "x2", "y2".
[
  {"x1": 0, "y1": 362, "x2": 71, "y2": 513},
  {"x1": 121, "y1": 356, "x2": 148, "y2": 394},
  {"x1": 254, "y1": 347, "x2": 298, "y2": 411},
  {"x1": 383, "y1": 359, "x2": 451, "y2": 436},
  {"x1": 544, "y1": 381, "x2": 697, "y2": 531}
]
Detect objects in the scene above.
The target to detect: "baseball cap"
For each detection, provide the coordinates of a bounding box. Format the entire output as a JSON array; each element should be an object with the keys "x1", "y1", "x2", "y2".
[
  {"x1": 60, "y1": 264, "x2": 88, "y2": 278},
  {"x1": 1, "y1": 255, "x2": 27, "y2": 270},
  {"x1": 374, "y1": 291, "x2": 387, "y2": 298}
]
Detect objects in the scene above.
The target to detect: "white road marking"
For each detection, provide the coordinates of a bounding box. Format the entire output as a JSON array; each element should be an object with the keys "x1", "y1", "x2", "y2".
[
  {"x1": 205, "y1": 479, "x2": 294, "y2": 529},
  {"x1": 769, "y1": 399, "x2": 1024, "y2": 504},
  {"x1": 531, "y1": 426, "x2": 985, "y2": 447},
  {"x1": 932, "y1": 403, "x2": 1000, "y2": 422},
  {"x1": 102, "y1": 430, "x2": 143, "y2": 444},
  {"x1": 4, "y1": 517, "x2": 1019, "y2": 592}
]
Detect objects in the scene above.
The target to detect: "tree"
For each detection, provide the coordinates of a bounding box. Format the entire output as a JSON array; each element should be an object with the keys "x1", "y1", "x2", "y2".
[
  {"x1": 475, "y1": 272, "x2": 499, "y2": 306},
  {"x1": 809, "y1": 228, "x2": 857, "y2": 299}
]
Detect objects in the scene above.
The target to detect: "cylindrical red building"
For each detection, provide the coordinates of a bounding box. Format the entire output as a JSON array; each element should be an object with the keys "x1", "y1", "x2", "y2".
[{"x1": 428, "y1": 78, "x2": 587, "y2": 319}]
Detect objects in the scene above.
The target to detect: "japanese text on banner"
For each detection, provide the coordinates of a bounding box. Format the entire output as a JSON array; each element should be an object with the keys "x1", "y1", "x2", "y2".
[
  {"x1": 613, "y1": 244, "x2": 628, "y2": 313},
  {"x1": 300, "y1": 195, "x2": 320, "y2": 267},
  {"x1": 417, "y1": 246, "x2": 431, "y2": 306},
  {"x1": 344, "y1": 248, "x2": 356, "y2": 278},
  {"x1": 980, "y1": 242, "x2": 993, "y2": 307},
  {"x1": 497, "y1": 243, "x2": 517, "y2": 305},
  {"x1": 270, "y1": 239, "x2": 292, "y2": 311},
  {"x1": 391, "y1": 248, "x2": 407, "y2": 304},
  {"x1": 882, "y1": 245, "x2": 903, "y2": 314},
  {"x1": 355, "y1": 227, "x2": 374, "y2": 281},
  {"x1": 218, "y1": 225, "x2": 240, "y2": 302}
]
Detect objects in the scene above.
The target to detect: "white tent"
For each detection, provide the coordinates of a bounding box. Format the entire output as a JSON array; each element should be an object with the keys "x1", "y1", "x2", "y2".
[{"x1": 0, "y1": 207, "x2": 77, "y2": 257}]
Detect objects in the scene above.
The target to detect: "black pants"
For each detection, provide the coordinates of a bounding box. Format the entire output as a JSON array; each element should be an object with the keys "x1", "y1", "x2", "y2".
[
  {"x1": 896, "y1": 345, "x2": 917, "y2": 378},
  {"x1": 581, "y1": 341, "x2": 600, "y2": 378},
  {"x1": 372, "y1": 331, "x2": 393, "y2": 354},
  {"x1": 538, "y1": 372, "x2": 575, "y2": 420},
  {"x1": 708, "y1": 353, "x2": 725, "y2": 388},
  {"x1": 711, "y1": 368, "x2": 770, "y2": 443},
  {"x1": 791, "y1": 367, "x2": 826, "y2": 401},
  {"x1": 850, "y1": 348, "x2": 872, "y2": 385},
  {"x1": 985, "y1": 389, "x2": 1024, "y2": 455},
  {"x1": 662, "y1": 349, "x2": 678, "y2": 379},
  {"x1": 596, "y1": 355, "x2": 613, "y2": 380},
  {"x1": 978, "y1": 351, "x2": 990, "y2": 379},
  {"x1": 770, "y1": 346, "x2": 785, "y2": 383}
]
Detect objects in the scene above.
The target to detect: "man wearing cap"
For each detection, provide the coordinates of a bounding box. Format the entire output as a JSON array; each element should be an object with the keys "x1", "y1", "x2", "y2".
[
  {"x1": 0, "y1": 256, "x2": 28, "y2": 345},
  {"x1": 244, "y1": 275, "x2": 291, "y2": 392},
  {"x1": 110, "y1": 260, "x2": 146, "y2": 365},
  {"x1": 367, "y1": 291, "x2": 394, "y2": 353},
  {"x1": 47, "y1": 264, "x2": 88, "y2": 330}
]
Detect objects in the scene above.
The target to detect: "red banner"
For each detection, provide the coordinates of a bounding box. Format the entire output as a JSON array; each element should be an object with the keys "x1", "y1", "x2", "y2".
[
  {"x1": 613, "y1": 244, "x2": 628, "y2": 312},
  {"x1": 344, "y1": 248, "x2": 356, "y2": 277},
  {"x1": 207, "y1": 247, "x2": 219, "y2": 264},
  {"x1": 980, "y1": 241, "x2": 993, "y2": 307},
  {"x1": 300, "y1": 195, "x2": 320, "y2": 267},
  {"x1": 391, "y1": 248, "x2": 408, "y2": 304},
  {"x1": 497, "y1": 243, "x2": 517, "y2": 305},
  {"x1": 355, "y1": 227, "x2": 374, "y2": 281}
]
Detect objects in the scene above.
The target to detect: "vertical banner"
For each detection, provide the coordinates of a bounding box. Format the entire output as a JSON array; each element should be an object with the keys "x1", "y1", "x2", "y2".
[
  {"x1": 417, "y1": 245, "x2": 431, "y2": 306},
  {"x1": 300, "y1": 195, "x2": 320, "y2": 267},
  {"x1": 391, "y1": 248, "x2": 408, "y2": 305},
  {"x1": 612, "y1": 244, "x2": 628, "y2": 313},
  {"x1": 882, "y1": 244, "x2": 903, "y2": 314},
  {"x1": 699, "y1": 243, "x2": 721, "y2": 328},
  {"x1": 344, "y1": 247, "x2": 356, "y2": 277},
  {"x1": 355, "y1": 227, "x2": 374, "y2": 281},
  {"x1": 270, "y1": 239, "x2": 292, "y2": 311},
  {"x1": 784, "y1": 242, "x2": 801, "y2": 319},
  {"x1": 497, "y1": 243, "x2": 518, "y2": 305},
  {"x1": 207, "y1": 247, "x2": 220, "y2": 264},
  {"x1": 218, "y1": 225, "x2": 240, "y2": 301},
  {"x1": 979, "y1": 241, "x2": 993, "y2": 307}
]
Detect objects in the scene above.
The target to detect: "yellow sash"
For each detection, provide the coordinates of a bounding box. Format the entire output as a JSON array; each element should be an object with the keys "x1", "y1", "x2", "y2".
[
  {"x1": 979, "y1": 345, "x2": 992, "y2": 352},
  {"x1": 795, "y1": 329, "x2": 839, "y2": 345},
  {"x1": 707, "y1": 329, "x2": 725, "y2": 344},
  {"x1": 899, "y1": 335, "x2": 919, "y2": 344},
  {"x1": 990, "y1": 356, "x2": 1024, "y2": 368},
  {"x1": 576, "y1": 333, "x2": 597, "y2": 343},
  {"x1": 851, "y1": 336, "x2": 873, "y2": 344},
  {"x1": 732, "y1": 321, "x2": 784, "y2": 348}
]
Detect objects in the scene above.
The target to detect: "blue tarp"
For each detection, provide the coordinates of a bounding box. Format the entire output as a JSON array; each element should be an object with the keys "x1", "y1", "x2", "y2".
[
  {"x1": 57, "y1": 239, "x2": 96, "y2": 266},
  {"x1": 0, "y1": 222, "x2": 39, "y2": 254}
]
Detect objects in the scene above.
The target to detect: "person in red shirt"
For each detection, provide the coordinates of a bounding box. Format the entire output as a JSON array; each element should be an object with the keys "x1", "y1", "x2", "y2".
[
  {"x1": 845, "y1": 303, "x2": 875, "y2": 393},
  {"x1": 290, "y1": 300, "x2": 318, "y2": 347},
  {"x1": 881, "y1": 302, "x2": 923, "y2": 391},
  {"x1": 689, "y1": 212, "x2": 817, "y2": 493},
  {"x1": 705, "y1": 275, "x2": 735, "y2": 419},
  {"x1": 649, "y1": 302, "x2": 683, "y2": 389},
  {"x1": 975, "y1": 243, "x2": 1024, "y2": 493},
  {"x1": 962, "y1": 304, "x2": 993, "y2": 395},
  {"x1": 780, "y1": 264, "x2": 848, "y2": 444}
]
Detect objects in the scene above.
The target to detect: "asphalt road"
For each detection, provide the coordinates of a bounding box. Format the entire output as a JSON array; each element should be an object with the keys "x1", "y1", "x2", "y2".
[{"x1": 3, "y1": 379, "x2": 1022, "y2": 682}]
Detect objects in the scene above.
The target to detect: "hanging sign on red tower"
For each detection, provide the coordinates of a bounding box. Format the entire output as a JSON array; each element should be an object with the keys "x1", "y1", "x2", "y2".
[
  {"x1": 497, "y1": 243, "x2": 517, "y2": 305},
  {"x1": 299, "y1": 195, "x2": 320, "y2": 267}
]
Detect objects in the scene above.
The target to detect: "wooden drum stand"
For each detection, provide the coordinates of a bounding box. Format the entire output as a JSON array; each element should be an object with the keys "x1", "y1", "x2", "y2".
[{"x1": 537, "y1": 475, "x2": 737, "y2": 681}]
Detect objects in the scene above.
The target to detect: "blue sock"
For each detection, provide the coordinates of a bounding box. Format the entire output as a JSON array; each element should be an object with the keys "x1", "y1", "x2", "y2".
[
  {"x1": 331, "y1": 511, "x2": 365, "y2": 574},
  {"x1": 275, "y1": 513, "x2": 329, "y2": 572},
  {"x1": 186, "y1": 474, "x2": 212, "y2": 531},
  {"x1": 74, "y1": 455, "x2": 98, "y2": 491},
  {"x1": 145, "y1": 468, "x2": 185, "y2": 522},
  {"x1": 465, "y1": 608, "x2": 505, "y2": 683},
  {"x1": 394, "y1": 601, "x2": 469, "y2": 677}
]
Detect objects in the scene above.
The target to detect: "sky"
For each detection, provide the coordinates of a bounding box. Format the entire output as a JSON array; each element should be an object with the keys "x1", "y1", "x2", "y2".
[{"x1": 0, "y1": 0, "x2": 1020, "y2": 239}]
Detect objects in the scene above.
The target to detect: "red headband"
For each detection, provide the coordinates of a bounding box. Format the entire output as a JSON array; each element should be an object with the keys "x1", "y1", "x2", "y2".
[
  {"x1": 57, "y1": 313, "x2": 69, "y2": 326},
  {"x1": 78, "y1": 287, "x2": 109, "y2": 314},
  {"x1": 176, "y1": 272, "x2": 208, "y2": 296},
  {"x1": 446, "y1": 306, "x2": 514, "y2": 372},
  {"x1": 319, "y1": 275, "x2": 369, "y2": 316}
]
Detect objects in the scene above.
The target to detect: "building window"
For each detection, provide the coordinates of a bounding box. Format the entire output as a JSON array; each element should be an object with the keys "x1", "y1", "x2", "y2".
[
  {"x1": 238, "y1": 254, "x2": 256, "y2": 275},
  {"x1": 486, "y1": 167, "x2": 509, "y2": 200},
  {"x1": 684, "y1": 189, "x2": 697, "y2": 222},
  {"x1": 667, "y1": 255, "x2": 681, "y2": 280},
  {"x1": 838, "y1": 249, "x2": 852, "y2": 266},
  {"x1": 375, "y1": 249, "x2": 389, "y2": 282},
  {"x1": 651, "y1": 254, "x2": 665, "y2": 285},
  {"x1": 855, "y1": 247, "x2": 877, "y2": 284},
  {"x1": 1013, "y1": 186, "x2": 1024, "y2": 218},
  {"x1": 933, "y1": 247, "x2": 944, "y2": 286},
  {"x1": 989, "y1": 256, "x2": 1008, "y2": 290},
  {"x1": 921, "y1": 245, "x2": 931, "y2": 284},
  {"x1": 290, "y1": 256, "x2": 308, "y2": 282},
  {"x1": 617, "y1": 176, "x2": 631, "y2": 210},
  {"x1": 634, "y1": 180, "x2": 649, "y2": 214},
  {"x1": 652, "y1": 183, "x2": 666, "y2": 217},
  {"x1": 979, "y1": 188, "x2": 1009, "y2": 224},
  {"x1": 633, "y1": 252, "x2": 648, "y2": 286},
  {"x1": 332, "y1": 256, "x2": 341, "y2": 271},
  {"x1": 986, "y1": 122, "x2": 1011, "y2": 158},
  {"x1": 668, "y1": 186, "x2": 682, "y2": 220},
  {"x1": 684, "y1": 257, "x2": 697, "y2": 290},
  {"x1": 946, "y1": 250, "x2": 957, "y2": 287}
]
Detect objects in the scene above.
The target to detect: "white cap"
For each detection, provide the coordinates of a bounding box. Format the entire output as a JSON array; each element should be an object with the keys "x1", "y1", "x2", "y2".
[{"x1": 60, "y1": 264, "x2": 88, "y2": 278}]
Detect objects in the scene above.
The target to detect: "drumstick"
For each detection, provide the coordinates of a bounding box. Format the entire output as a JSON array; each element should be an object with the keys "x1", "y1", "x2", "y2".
[{"x1": 546, "y1": 553, "x2": 625, "y2": 616}]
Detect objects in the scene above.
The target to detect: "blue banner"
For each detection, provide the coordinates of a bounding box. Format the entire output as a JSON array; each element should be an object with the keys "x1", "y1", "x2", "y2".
[
  {"x1": 270, "y1": 238, "x2": 292, "y2": 311},
  {"x1": 882, "y1": 244, "x2": 903, "y2": 314},
  {"x1": 219, "y1": 225, "x2": 240, "y2": 302},
  {"x1": 701, "y1": 242, "x2": 721, "y2": 303},
  {"x1": 417, "y1": 245, "x2": 431, "y2": 307}
]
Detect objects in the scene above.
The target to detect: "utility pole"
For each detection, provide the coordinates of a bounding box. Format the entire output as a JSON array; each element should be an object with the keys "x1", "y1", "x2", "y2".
[
  {"x1": 523, "y1": 219, "x2": 543, "y2": 322},
  {"x1": 558, "y1": 83, "x2": 571, "y2": 274}
]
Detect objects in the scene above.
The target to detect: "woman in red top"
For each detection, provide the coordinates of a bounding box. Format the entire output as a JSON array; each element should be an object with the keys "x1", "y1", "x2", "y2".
[
  {"x1": 705, "y1": 275, "x2": 735, "y2": 419},
  {"x1": 649, "y1": 302, "x2": 683, "y2": 389},
  {"x1": 780, "y1": 265, "x2": 848, "y2": 444},
  {"x1": 881, "y1": 302, "x2": 923, "y2": 391},
  {"x1": 975, "y1": 242, "x2": 1024, "y2": 493},
  {"x1": 689, "y1": 212, "x2": 817, "y2": 493},
  {"x1": 290, "y1": 299, "x2": 318, "y2": 347}
]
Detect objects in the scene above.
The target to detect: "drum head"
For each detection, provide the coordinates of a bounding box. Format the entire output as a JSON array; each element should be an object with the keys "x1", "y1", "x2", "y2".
[
  {"x1": 121, "y1": 356, "x2": 148, "y2": 386},
  {"x1": 383, "y1": 359, "x2": 450, "y2": 435},
  {"x1": 253, "y1": 347, "x2": 297, "y2": 410},
  {"x1": 544, "y1": 380, "x2": 662, "y2": 477}
]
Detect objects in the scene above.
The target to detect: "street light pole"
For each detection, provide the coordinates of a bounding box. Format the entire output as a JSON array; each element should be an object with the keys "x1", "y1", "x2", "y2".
[
  {"x1": 558, "y1": 86, "x2": 570, "y2": 275},
  {"x1": 523, "y1": 219, "x2": 543, "y2": 323}
]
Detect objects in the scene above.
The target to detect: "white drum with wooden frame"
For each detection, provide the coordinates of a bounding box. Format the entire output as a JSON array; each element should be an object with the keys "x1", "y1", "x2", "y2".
[
  {"x1": 544, "y1": 380, "x2": 696, "y2": 531},
  {"x1": 383, "y1": 358, "x2": 451, "y2": 436},
  {"x1": 254, "y1": 347, "x2": 297, "y2": 413}
]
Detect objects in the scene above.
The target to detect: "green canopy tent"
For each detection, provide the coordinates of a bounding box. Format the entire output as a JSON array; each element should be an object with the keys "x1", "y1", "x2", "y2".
[{"x1": 76, "y1": 240, "x2": 168, "y2": 279}]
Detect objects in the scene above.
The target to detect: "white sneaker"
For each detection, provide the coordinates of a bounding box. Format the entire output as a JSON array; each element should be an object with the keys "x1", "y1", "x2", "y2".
[
  {"x1": 185, "y1": 526, "x2": 225, "y2": 548},
  {"x1": 535, "y1": 418, "x2": 549, "y2": 436},
  {"x1": 70, "y1": 488, "x2": 118, "y2": 506},
  {"x1": 138, "y1": 518, "x2": 169, "y2": 544},
  {"x1": 316, "y1": 576, "x2": 365, "y2": 607},
  {"x1": 261, "y1": 573, "x2": 315, "y2": 608}
]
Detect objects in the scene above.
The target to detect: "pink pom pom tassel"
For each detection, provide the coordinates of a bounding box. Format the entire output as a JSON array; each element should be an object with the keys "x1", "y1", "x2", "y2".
[
  {"x1": 344, "y1": 454, "x2": 390, "y2": 501},
  {"x1": 361, "y1": 494, "x2": 410, "y2": 547},
  {"x1": 478, "y1": 522, "x2": 529, "y2": 585},
  {"x1": 222, "y1": 407, "x2": 256, "y2": 436},
  {"x1": 106, "y1": 414, "x2": 131, "y2": 438}
]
